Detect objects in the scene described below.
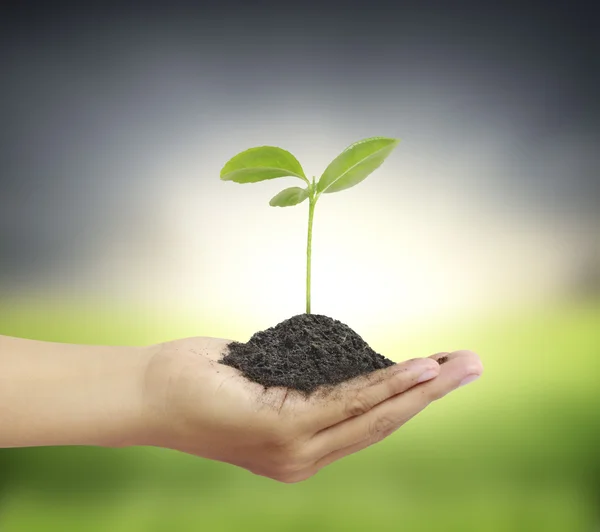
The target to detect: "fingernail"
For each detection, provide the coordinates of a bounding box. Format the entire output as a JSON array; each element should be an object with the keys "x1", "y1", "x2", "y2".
[
  {"x1": 417, "y1": 369, "x2": 438, "y2": 383},
  {"x1": 459, "y1": 374, "x2": 480, "y2": 387}
]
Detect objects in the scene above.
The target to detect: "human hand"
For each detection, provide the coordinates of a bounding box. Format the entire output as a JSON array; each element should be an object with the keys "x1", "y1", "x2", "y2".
[{"x1": 141, "y1": 337, "x2": 483, "y2": 483}]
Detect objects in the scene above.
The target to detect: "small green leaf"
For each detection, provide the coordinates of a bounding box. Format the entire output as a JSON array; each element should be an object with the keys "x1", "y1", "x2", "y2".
[
  {"x1": 317, "y1": 137, "x2": 400, "y2": 194},
  {"x1": 220, "y1": 146, "x2": 307, "y2": 184},
  {"x1": 269, "y1": 187, "x2": 309, "y2": 207}
]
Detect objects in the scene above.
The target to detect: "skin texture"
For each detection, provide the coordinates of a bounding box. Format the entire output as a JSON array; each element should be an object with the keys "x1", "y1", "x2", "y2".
[{"x1": 0, "y1": 334, "x2": 483, "y2": 483}]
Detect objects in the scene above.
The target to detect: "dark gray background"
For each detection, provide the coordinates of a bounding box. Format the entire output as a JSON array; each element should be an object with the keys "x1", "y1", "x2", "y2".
[{"x1": 1, "y1": 0, "x2": 598, "y2": 300}]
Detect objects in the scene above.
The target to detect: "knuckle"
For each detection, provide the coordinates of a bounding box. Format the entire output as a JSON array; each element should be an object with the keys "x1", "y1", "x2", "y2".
[
  {"x1": 369, "y1": 426, "x2": 395, "y2": 445},
  {"x1": 345, "y1": 391, "x2": 372, "y2": 418},
  {"x1": 370, "y1": 415, "x2": 395, "y2": 438}
]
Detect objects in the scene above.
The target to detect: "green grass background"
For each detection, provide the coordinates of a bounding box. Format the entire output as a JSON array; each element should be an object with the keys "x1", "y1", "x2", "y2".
[{"x1": 0, "y1": 298, "x2": 598, "y2": 531}]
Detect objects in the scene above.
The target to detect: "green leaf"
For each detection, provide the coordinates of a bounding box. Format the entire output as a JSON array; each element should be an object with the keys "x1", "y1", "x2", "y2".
[
  {"x1": 220, "y1": 146, "x2": 307, "y2": 184},
  {"x1": 317, "y1": 137, "x2": 400, "y2": 194},
  {"x1": 269, "y1": 187, "x2": 309, "y2": 207}
]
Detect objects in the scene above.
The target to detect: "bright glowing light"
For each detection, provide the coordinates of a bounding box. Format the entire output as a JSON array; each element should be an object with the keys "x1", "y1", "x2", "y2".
[{"x1": 44, "y1": 103, "x2": 587, "y2": 331}]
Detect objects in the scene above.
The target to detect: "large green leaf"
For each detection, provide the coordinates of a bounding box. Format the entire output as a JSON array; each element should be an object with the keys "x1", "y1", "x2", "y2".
[
  {"x1": 269, "y1": 187, "x2": 309, "y2": 207},
  {"x1": 220, "y1": 146, "x2": 307, "y2": 184},
  {"x1": 317, "y1": 137, "x2": 400, "y2": 194}
]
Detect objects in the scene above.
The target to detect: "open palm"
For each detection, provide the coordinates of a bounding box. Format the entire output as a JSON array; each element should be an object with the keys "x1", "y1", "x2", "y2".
[{"x1": 143, "y1": 337, "x2": 483, "y2": 483}]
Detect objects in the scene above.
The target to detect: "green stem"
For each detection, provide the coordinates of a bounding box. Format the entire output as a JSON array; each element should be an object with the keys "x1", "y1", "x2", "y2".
[{"x1": 306, "y1": 183, "x2": 317, "y2": 314}]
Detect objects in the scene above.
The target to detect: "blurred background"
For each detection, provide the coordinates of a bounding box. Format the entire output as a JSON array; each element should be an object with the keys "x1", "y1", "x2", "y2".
[{"x1": 0, "y1": 0, "x2": 598, "y2": 530}]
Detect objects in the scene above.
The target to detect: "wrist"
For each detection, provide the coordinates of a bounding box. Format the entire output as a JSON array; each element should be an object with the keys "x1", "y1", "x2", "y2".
[
  {"x1": 136, "y1": 342, "x2": 188, "y2": 450},
  {"x1": 95, "y1": 344, "x2": 161, "y2": 448},
  {"x1": 136, "y1": 338, "x2": 223, "y2": 455}
]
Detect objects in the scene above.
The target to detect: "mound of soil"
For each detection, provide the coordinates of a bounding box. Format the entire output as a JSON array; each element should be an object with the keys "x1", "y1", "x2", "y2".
[{"x1": 220, "y1": 313, "x2": 394, "y2": 394}]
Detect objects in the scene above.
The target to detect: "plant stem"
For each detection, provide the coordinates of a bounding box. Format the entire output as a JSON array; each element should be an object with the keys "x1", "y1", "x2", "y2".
[{"x1": 306, "y1": 183, "x2": 317, "y2": 314}]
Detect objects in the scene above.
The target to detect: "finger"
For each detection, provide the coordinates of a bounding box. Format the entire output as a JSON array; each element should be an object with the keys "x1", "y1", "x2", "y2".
[
  {"x1": 430, "y1": 352, "x2": 451, "y2": 365},
  {"x1": 315, "y1": 351, "x2": 481, "y2": 467},
  {"x1": 301, "y1": 357, "x2": 441, "y2": 433},
  {"x1": 309, "y1": 350, "x2": 483, "y2": 457}
]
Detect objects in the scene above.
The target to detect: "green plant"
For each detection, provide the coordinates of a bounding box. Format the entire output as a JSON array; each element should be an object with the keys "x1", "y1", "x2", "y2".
[{"x1": 220, "y1": 136, "x2": 400, "y2": 314}]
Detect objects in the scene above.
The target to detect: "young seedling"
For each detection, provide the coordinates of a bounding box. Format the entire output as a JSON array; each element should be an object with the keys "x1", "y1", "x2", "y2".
[{"x1": 220, "y1": 137, "x2": 400, "y2": 314}]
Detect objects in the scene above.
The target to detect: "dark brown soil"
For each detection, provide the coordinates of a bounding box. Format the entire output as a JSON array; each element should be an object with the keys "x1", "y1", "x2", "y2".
[
  {"x1": 437, "y1": 355, "x2": 449, "y2": 365},
  {"x1": 220, "y1": 314, "x2": 394, "y2": 394}
]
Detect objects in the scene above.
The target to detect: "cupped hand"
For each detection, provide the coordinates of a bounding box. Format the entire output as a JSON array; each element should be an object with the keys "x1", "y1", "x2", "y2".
[{"x1": 141, "y1": 337, "x2": 483, "y2": 483}]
